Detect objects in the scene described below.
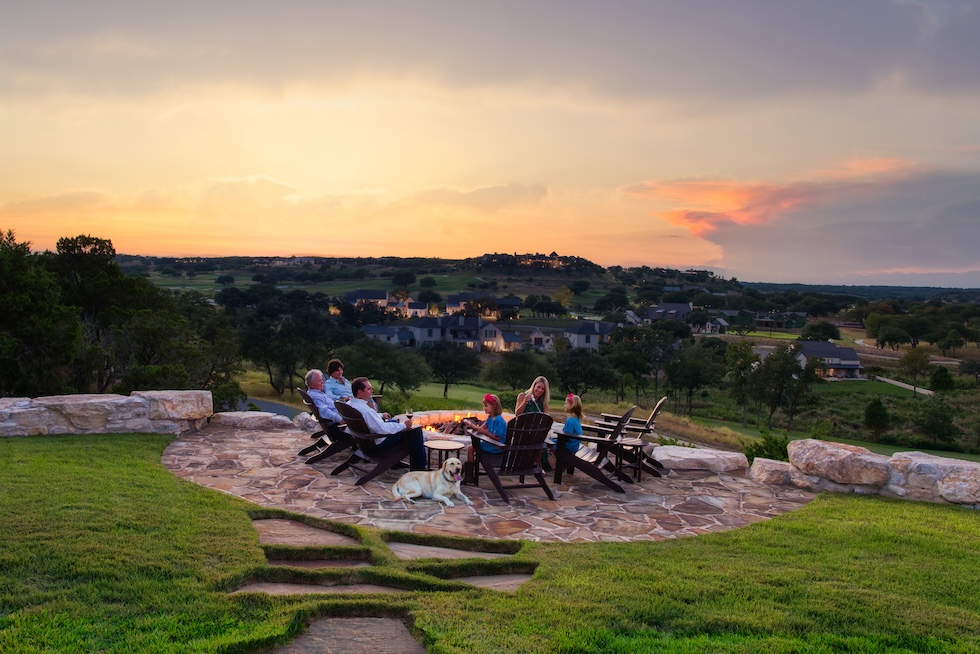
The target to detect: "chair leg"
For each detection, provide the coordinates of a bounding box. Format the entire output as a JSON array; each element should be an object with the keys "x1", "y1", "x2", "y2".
[
  {"x1": 305, "y1": 440, "x2": 350, "y2": 465},
  {"x1": 479, "y1": 461, "x2": 511, "y2": 503},
  {"x1": 299, "y1": 437, "x2": 326, "y2": 456},
  {"x1": 534, "y1": 472, "x2": 556, "y2": 501}
]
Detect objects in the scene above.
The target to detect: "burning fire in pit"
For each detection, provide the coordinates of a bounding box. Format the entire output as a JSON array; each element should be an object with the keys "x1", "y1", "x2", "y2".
[{"x1": 421, "y1": 412, "x2": 480, "y2": 436}]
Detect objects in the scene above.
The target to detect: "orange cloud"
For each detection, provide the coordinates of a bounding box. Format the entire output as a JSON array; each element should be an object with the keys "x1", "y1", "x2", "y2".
[
  {"x1": 627, "y1": 156, "x2": 923, "y2": 237},
  {"x1": 628, "y1": 180, "x2": 813, "y2": 236}
]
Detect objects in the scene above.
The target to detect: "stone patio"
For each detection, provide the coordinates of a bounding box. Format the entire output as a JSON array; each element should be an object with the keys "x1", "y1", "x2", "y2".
[{"x1": 163, "y1": 423, "x2": 815, "y2": 542}]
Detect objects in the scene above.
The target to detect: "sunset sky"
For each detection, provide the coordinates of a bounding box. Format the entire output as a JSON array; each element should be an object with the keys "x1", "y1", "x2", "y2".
[{"x1": 3, "y1": 1, "x2": 980, "y2": 286}]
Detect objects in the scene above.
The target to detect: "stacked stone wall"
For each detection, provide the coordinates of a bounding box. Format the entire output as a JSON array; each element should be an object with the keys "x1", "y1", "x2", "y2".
[
  {"x1": 749, "y1": 439, "x2": 980, "y2": 508},
  {"x1": 0, "y1": 391, "x2": 213, "y2": 436}
]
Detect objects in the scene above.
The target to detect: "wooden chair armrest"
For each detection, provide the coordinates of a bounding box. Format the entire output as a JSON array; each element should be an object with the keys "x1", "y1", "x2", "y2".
[
  {"x1": 564, "y1": 432, "x2": 614, "y2": 446},
  {"x1": 466, "y1": 428, "x2": 504, "y2": 449}
]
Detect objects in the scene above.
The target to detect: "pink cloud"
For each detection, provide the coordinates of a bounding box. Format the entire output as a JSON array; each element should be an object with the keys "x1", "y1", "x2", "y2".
[{"x1": 627, "y1": 157, "x2": 923, "y2": 237}]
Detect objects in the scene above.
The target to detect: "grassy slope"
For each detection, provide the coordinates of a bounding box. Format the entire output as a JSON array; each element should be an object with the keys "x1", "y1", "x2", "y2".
[{"x1": 2, "y1": 435, "x2": 980, "y2": 652}]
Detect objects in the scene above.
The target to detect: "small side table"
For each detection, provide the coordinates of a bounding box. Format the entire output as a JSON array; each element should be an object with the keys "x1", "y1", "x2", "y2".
[{"x1": 424, "y1": 439, "x2": 465, "y2": 469}]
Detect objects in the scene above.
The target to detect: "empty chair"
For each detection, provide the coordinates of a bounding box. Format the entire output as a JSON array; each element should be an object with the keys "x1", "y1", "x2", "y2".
[{"x1": 556, "y1": 406, "x2": 637, "y2": 493}]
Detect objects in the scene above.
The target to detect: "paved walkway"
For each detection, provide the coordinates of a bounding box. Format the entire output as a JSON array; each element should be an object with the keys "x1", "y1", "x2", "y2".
[{"x1": 163, "y1": 423, "x2": 815, "y2": 543}]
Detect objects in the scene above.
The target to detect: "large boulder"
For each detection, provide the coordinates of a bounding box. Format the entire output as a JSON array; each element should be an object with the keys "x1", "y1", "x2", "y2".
[
  {"x1": 30, "y1": 394, "x2": 151, "y2": 433},
  {"x1": 749, "y1": 458, "x2": 793, "y2": 485},
  {"x1": 788, "y1": 439, "x2": 890, "y2": 488},
  {"x1": 130, "y1": 390, "x2": 212, "y2": 420},
  {"x1": 653, "y1": 445, "x2": 748, "y2": 473},
  {"x1": 887, "y1": 452, "x2": 980, "y2": 505}
]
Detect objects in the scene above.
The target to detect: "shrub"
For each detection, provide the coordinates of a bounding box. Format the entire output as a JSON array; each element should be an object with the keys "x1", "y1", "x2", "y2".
[{"x1": 743, "y1": 428, "x2": 790, "y2": 463}]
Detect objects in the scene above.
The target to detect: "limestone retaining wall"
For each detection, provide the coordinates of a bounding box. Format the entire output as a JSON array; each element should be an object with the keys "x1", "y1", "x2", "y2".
[
  {"x1": 749, "y1": 439, "x2": 980, "y2": 508},
  {"x1": 0, "y1": 391, "x2": 213, "y2": 436}
]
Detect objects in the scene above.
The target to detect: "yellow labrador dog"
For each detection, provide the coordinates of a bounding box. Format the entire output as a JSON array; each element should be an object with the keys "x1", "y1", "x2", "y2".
[{"x1": 391, "y1": 457, "x2": 473, "y2": 507}]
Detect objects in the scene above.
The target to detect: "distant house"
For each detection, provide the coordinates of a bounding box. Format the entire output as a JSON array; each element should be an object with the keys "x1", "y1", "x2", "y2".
[
  {"x1": 361, "y1": 324, "x2": 404, "y2": 345},
  {"x1": 642, "y1": 302, "x2": 693, "y2": 325},
  {"x1": 564, "y1": 321, "x2": 617, "y2": 351},
  {"x1": 385, "y1": 297, "x2": 429, "y2": 318},
  {"x1": 795, "y1": 341, "x2": 865, "y2": 380},
  {"x1": 528, "y1": 328, "x2": 554, "y2": 353},
  {"x1": 345, "y1": 289, "x2": 388, "y2": 309},
  {"x1": 705, "y1": 317, "x2": 729, "y2": 334},
  {"x1": 398, "y1": 315, "x2": 516, "y2": 352},
  {"x1": 755, "y1": 311, "x2": 808, "y2": 330}
]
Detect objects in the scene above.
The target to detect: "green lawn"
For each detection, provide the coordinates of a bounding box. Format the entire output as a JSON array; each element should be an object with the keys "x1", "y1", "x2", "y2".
[{"x1": 2, "y1": 434, "x2": 979, "y2": 652}]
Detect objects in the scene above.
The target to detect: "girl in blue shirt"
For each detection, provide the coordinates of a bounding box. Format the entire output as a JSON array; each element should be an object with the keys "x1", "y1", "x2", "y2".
[
  {"x1": 464, "y1": 393, "x2": 508, "y2": 455},
  {"x1": 560, "y1": 393, "x2": 584, "y2": 453}
]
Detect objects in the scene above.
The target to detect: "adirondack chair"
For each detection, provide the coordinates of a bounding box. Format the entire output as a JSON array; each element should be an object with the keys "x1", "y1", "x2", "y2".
[
  {"x1": 332, "y1": 402, "x2": 415, "y2": 486},
  {"x1": 594, "y1": 396, "x2": 668, "y2": 479},
  {"x1": 466, "y1": 412, "x2": 556, "y2": 504},
  {"x1": 555, "y1": 406, "x2": 637, "y2": 493},
  {"x1": 296, "y1": 388, "x2": 355, "y2": 465}
]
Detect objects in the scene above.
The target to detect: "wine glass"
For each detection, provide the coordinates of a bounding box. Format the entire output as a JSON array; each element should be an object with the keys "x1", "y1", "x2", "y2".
[{"x1": 406, "y1": 407, "x2": 414, "y2": 421}]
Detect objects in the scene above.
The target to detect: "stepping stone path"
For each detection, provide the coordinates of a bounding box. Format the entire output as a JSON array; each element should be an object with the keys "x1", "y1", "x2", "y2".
[{"x1": 239, "y1": 519, "x2": 530, "y2": 652}]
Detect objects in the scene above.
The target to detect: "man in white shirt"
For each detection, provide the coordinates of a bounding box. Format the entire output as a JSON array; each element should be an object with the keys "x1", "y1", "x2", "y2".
[{"x1": 349, "y1": 376, "x2": 427, "y2": 470}]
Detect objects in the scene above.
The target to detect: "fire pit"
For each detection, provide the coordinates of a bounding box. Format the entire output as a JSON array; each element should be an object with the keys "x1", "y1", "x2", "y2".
[{"x1": 396, "y1": 410, "x2": 515, "y2": 445}]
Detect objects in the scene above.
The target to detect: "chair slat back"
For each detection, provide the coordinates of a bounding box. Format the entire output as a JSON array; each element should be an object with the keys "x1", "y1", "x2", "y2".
[
  {"x1": 598, "y1": 405, "x2": 636, "y2": 454},
  {"x1": 643, "y1": 396, "x2": 668, "y2": 429},
  {"x1": 499, "y1": 412, "x2": 554, "y2": 473},
  {"x1": 335, "y1": 402, "x2": 372, "y2": 435},
  {"x1": 297, "y1": 387, "x2": 319, "y2": 418}
]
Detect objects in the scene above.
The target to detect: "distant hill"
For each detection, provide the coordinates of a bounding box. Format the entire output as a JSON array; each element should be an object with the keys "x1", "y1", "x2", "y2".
[{"x1": 742, "y1": 282, "x2": 980, "y2": 302}]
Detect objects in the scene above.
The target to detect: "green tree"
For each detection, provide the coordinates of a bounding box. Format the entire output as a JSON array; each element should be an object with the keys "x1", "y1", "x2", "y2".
[
  {"x1": 419, "y1": 276, "x2": 437, "y2": 288},
  {"x1": 725, "y1": 341, "x2": 760, "y2": 426},
  {"x1": 936, "y1": 330, "x2": 965, "y2": 357},
  {"x1": 914, "y1": 394, "x2": 962, "y2": 449},
  {"x1": 863, "y1": 397, "x2": 890, "y2": 440},
  {"x1": 390, "y1": 270, "x2": 416, "y2": 287},
  {"x1": 552, "y1": 348, "x2": 617, "y2": 397},
  {"x1": 898, "y1": 348, "x2": 932, "y2": 398},
  {"x1": 335, "y1": 339, "x2": 431, "y2": 395},
  {"x1": 482, "y1": 350, "x2": 554, "y2": 391},
  {"x1": 0, "y1": 230, "x2": 81, "y2": 396},
  {"x1": 750, "y1": 344, "x2": 803, "y2": 428},
  {"x1": 876, "y1": 325, "x2": 911, "y2": 351},
  {"x1": 554, "y1": 286, "x2": 574, "y2": 308},
  {"x1": 800, "y1": 321, "x2": 841, "y2": 341},
  {"x1": 960, "y1": 360, "x2": 980, "y2": 387},
  {"x1": 420, "y1": 341, "x2": 481, "y2": 398},
  {"x1": 929, "y1": 366, "x2": 956, "y2": 392},
  {"x1": 666, "y1": 340, "x2": 726, "y2": 417}
]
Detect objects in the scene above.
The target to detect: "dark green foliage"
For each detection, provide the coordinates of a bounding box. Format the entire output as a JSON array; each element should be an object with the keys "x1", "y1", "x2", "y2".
[
  {"x1": 666, "y1": 339, "x2": 726, "y2": 416},
  {"x1": 482, "y1": 350, "x2": 555, "y2": 391},
  {"x1": 420, "y1": 341, "x2": 481, "y2": 398},
  {"x1": 800, "y1": 320, "x2": 841, "y2": 341},
  {"x1": 914, "y1": 395, "x2": 963, "y2": 448},
  {"x1": 0, "y1": 230, "x2": 81, "y2": 396},
  {"x1": 930, "y1": 366, "x2": 956, "y2": 392},
  {"x1": 552, "y1": 347, "x2": 617, "y2": 396},
  {"x1": 863, "y1": 397, "x2": 891, "y2": 438},
  {"x1": 743, "y1": 428, "x2": 790, "y2": 462}
]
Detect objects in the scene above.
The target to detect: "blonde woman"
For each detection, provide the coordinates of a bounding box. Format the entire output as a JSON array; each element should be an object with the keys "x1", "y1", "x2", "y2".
[{"x1": 515, "y1": 376, "x2": 550, "y2": 416}]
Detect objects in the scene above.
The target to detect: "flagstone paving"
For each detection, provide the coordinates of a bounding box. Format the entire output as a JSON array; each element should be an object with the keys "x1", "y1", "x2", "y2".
[
  {"x1": 163, "y1": 423, "x2": 816, "y2": 543},
  {"x1": 164, "y1": 423, "x2": 817, "y2": 652}
]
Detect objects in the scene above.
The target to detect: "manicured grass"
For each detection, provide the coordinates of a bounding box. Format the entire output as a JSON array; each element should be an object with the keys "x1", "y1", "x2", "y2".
[{"x1": 3, "y1": 434, "x2": 979, "y2": 652}]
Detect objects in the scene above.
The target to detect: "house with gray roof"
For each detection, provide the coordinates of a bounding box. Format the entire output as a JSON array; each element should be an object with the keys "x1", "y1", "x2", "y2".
[{"x1": 795, "y1": 341, "x2": 865, "y2": 379}]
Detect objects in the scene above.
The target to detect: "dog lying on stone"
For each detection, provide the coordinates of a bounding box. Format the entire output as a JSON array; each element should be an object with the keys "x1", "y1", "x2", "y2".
[{"x1": 390, "y1": 457, "x2": 473, "y2": 507}]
